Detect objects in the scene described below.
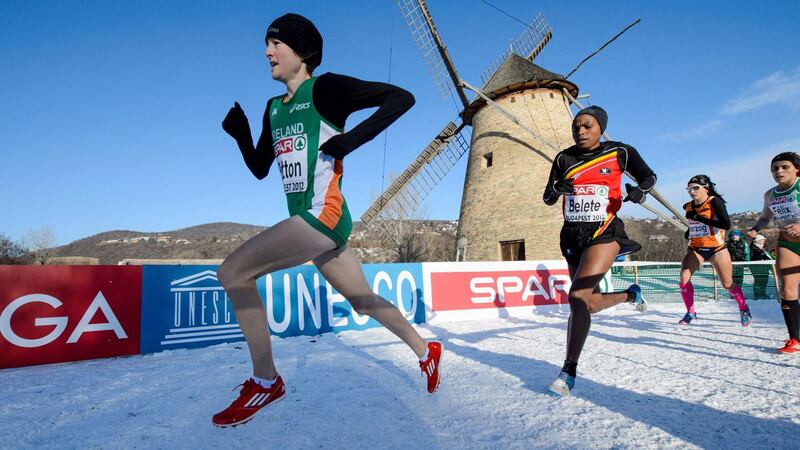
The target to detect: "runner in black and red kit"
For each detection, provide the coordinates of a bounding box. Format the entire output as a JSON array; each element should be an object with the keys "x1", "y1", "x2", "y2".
[{"x1": 543, "y1": 106, "x2": 656, "y2": 396}]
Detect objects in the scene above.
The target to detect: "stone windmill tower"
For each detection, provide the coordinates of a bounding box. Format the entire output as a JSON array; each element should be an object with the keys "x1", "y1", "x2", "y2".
[
  {"x1": 458, "y1": 55, "x2": 578, "y2": 261},
  {"x1": 360, "y1": 1, "x2": 684, "y2": 261}
]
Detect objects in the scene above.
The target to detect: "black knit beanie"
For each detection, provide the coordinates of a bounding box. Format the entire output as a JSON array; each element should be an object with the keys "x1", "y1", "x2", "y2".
[
  {"x1": 574, "y1": 106, "x2": 608, "y2": 133},
  {"x1": 266, "y1": 13, "x2": 323, "y2": 71}
]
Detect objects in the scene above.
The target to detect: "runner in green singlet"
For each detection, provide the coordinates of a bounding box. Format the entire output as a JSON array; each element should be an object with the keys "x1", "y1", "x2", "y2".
[
  {"x1": 750, "y1": 152, "x2": 800, "y2": 353},
  {"x1": 212, "y1": 14, "x2": 443, "y2": 428}
]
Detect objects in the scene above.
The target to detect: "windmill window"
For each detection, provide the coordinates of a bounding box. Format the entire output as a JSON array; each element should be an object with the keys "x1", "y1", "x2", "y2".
[
  {"x1": 483, "y1": 152, "x2": 493, "y2": 168},
  {"x1": 510, "y1": 96, "x2": 516, "y2": 103},
  {"x1": 530, "y1": 93, "x2": 535, "y2": 99},
  {"x1": 500, "y1": 239, "x2": 526, "y2": 261},
  {"x1": 549, "y1": 93, "x2": 554, "y2": 98}
]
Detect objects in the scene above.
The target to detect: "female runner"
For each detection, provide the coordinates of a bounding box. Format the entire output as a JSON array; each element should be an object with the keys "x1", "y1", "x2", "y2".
[
  {"x1": 749, "y1": 152, "x2": 800, "y2": 353},
  {"x1": 678, "y1": 175, "x2": 751, "y2": 326},
  {"x1": 543, "y1": 106, "x2": 655, "y2": 396},
  {"x1": 214, "y1": 13, "x2": 443, "y2": 427}
]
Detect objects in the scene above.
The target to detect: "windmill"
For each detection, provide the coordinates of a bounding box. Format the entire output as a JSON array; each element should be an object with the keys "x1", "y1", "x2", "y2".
[{"x1": 362, "y1": 0, "x2": 685, "y2": 262}]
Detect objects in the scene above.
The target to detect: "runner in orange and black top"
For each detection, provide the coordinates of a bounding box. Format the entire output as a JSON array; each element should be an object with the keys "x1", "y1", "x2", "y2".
[
  {"x1": 678, "y1": 175, "x2": 752, "y2": 327},
  {"x1": 542, "y1": 105, "x2": 655, "y2": 396}
]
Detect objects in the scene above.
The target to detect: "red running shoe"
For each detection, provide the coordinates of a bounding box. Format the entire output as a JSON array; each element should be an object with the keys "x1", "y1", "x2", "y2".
[
  {"x1": 419, "y1": 341, "x2": 443, "y2": 393},
  {"x1": 212, "y1": 376, "x2": 286, "y2": 427},
  {"x1": 778, "y1": 338, "x2": 800, "y2": 354}
]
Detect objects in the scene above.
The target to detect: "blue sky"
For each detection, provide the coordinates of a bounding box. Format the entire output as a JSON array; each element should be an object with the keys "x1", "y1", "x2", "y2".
[{"x1": 2, "y1": 1, "x2": 799, "y2": 245}]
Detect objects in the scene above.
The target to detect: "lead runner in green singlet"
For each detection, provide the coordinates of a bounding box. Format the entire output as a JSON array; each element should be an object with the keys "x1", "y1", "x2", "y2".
[{"x1": 212, "y1": 13, "x2": 443, "y2": 428}]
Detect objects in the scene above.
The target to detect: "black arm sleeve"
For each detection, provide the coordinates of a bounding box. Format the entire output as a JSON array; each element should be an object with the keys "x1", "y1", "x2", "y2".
[
  {"x1": 313, "y1": 73, "x2": 415, "y2": 152},
  {"x1": 692, "y1": 197, "x2": 731, "y2": 230},
  {"x1": 237, "y1": 100, "x2": 276, "y2": 180},
  {"x1": 619, "y1": 144, "x2": 657, "y2": 192},
  {"x1": 543, "y1": 153, "x2": 565, "y2": 206}
]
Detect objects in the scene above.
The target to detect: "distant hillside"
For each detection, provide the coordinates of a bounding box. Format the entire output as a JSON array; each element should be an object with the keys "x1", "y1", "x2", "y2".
[
  {"x1": 49, "y1": 212, "x2": 772, "y2": 264},
  {"x1": 52, "y1": 222, "x2": 267, "y2": 264}
]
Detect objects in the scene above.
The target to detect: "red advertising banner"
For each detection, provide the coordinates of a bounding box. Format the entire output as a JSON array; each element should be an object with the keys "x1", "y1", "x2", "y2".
[
  {"x1": 429, "y1": 267, "x2": 570, "y2": 311},
  {"x1": 0, "y1": 266, "x2": 142, "y2": 369}
]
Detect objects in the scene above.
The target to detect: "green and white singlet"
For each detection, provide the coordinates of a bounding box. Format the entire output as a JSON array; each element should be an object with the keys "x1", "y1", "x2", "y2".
[
  {"x1": 768, "y1": 178, "x2": 800, "y2": 229},
  {"x1": 268, "y1": 77, "x2": 352, "y2": 247}
]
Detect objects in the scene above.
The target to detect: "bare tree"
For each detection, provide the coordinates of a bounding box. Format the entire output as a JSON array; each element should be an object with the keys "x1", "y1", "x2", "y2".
[
  {"x1": 0, "y1": 233, "x2": 28, "y2": 265},
  {"x1": 423, "y1": 229, "x2": 457, "y2": 262},
  {"x1": 26, "y1": 226, "x2": 56, "y2": 265},
  {"x1": 392, "y1": 221, "x2": 428, "y2": 263},
  {"x1": 626, "y1": 219, "x2": 687, "y2": 262}
]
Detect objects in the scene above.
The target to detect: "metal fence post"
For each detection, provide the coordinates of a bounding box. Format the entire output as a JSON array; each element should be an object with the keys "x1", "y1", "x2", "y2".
[
  {"x1": 712, "y1": 264, "x2": 718, "y2": 301},
  {"x1": 770, "y1": 261, "x2": 780, "y2": 303}
]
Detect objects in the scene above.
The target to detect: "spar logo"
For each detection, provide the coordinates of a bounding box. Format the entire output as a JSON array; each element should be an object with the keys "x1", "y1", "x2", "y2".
[
  {"x1": 469, "y1": 274, "x2": 570, "y2": 304},
  {"x1": 573, "y1": 185, "x2": 608, "y2": 196},
  {"x1": 163, "y1": 270, "x2": 241, "y2": 346},
  {"x1": 429, "y1": 268, "x2": 571, "y2": 311},
  {"x1": 772, "y1": 196, "x2": 789, "y2": 204},
  {"x1": 0, "y1": 292, "x2": 127, "y2": 348},
  {"x1": 274, "y1": 134, "x2": 308, "y2": 156}
]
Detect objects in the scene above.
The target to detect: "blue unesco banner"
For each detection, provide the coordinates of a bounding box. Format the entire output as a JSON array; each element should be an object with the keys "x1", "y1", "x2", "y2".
[{"x1": 140, "y1": 263, "x2": 425, "y2": 354}]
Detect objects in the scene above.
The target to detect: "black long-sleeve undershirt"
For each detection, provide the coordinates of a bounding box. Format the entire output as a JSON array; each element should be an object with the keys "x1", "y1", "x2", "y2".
[
  {"x1": 542, "y1": 141, "x2": 656, "y2": 206},
  {"x1": 689, "y1": 196, "x2": 731, "y2": 230},
  {"x1": 237, "y1": 72, "x2": 414, "y2": 180}
]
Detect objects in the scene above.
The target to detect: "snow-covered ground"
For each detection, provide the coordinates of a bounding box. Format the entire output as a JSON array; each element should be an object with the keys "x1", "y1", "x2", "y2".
[{"x1": 2, "y1": 300, "x2": 798, "y2": 449}]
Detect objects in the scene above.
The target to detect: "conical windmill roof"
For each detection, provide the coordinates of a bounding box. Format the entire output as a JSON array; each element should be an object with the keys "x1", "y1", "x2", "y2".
[{"x1": 462, "y1": 53, "x2": 579, "y2": 124}]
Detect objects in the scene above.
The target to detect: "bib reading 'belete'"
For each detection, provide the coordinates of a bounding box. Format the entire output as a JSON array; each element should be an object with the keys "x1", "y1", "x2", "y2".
[{"x1": 562, "y1": 150, "x2": 622, "y2": 224}]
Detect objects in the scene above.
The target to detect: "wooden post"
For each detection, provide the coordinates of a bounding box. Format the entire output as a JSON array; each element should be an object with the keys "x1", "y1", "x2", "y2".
[{"x1": 634, "y1": 264, "x2": 639, "y2": 285}]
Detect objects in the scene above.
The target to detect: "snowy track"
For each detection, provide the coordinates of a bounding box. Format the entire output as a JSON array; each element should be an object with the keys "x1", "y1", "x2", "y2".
[{"x1": 2, "y1": 301, "x2": 798, "y2": 449}]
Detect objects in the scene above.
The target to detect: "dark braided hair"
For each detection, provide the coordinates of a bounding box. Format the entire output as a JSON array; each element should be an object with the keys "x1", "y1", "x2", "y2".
[{"x1": 687, "y1": 174, "x2": 726, "y2": 203}]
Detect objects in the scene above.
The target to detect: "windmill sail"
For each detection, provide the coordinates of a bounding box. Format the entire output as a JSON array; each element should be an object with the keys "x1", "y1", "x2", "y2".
[
  {"x1": 396, "y1": 0, "x2": 469, "y2": 107},
  {"x1": 361, "y1": 122, "x2": 470, "y2": 241},
  {"x1": 480, "y1": 13, "x2": 552, "y2": 86}
]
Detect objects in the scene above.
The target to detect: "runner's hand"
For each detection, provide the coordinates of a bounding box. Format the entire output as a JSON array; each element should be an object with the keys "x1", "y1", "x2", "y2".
[
  {"x1": 222, "y1": 102, "x2": 251, "y2": 142},
  {"x1": 320, "y1": 135, "x2": 352, "y2": 160},
  {"x1": 623, "y1": 183, "x2": 646, "y2": 204},
  {"x1": 685, "y1": 210, "x2": 699, "y2": 221},
  {"x1": 785, "y1": 224, "x2": 800, "y2": 238},
  {"x1": 553, "y1": 178, "x2": 574, "y2": 194}
]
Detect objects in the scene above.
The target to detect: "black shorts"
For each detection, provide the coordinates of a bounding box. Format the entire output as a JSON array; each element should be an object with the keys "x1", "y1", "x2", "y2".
[
  {"x1": 560, "y1": 216, "x2": 641, "y2": 267},
  {"x1": 690, "y1": 245, "x2": 726, "y2": 262}
]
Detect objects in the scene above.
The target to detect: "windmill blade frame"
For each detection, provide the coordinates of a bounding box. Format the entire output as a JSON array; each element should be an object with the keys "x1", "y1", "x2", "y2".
[
  {"x1": 396, "y1": 0, "x2": 470, "y2": 108},
  {"x1": 480, "y1": 12, "x2": 553, "y2": 86},
  {"x1": 361, "y1": 121, "x2": 470, "y2": 232}
]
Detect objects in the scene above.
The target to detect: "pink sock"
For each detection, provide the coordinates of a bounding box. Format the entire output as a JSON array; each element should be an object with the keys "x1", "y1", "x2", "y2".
[
  {"x1": 680, "y1": 282, "x2": 695, "y2": 314},
  {"x1": 730, "y1": 285, "x2": 747, "y2": 311}
]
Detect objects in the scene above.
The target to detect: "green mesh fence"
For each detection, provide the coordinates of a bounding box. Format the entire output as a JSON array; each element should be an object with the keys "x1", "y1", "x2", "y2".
[{"x1": 606, "y1": 261, "x2": 778, "y2": 304}]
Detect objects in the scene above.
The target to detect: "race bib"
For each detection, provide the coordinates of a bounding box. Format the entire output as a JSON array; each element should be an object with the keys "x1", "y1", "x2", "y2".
[
  {"x1": 273, "y1": 133, "x2": 309, "y2": 194},
  {"x1": 564, "y1": 185, "x2": 609, "y2": 222},
  {"x1": 688, "y1": 220, "x2": 711, "y2": 239},
  {"x1": 769, "y1": 194, "x2": 800, "y2": 227}
]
